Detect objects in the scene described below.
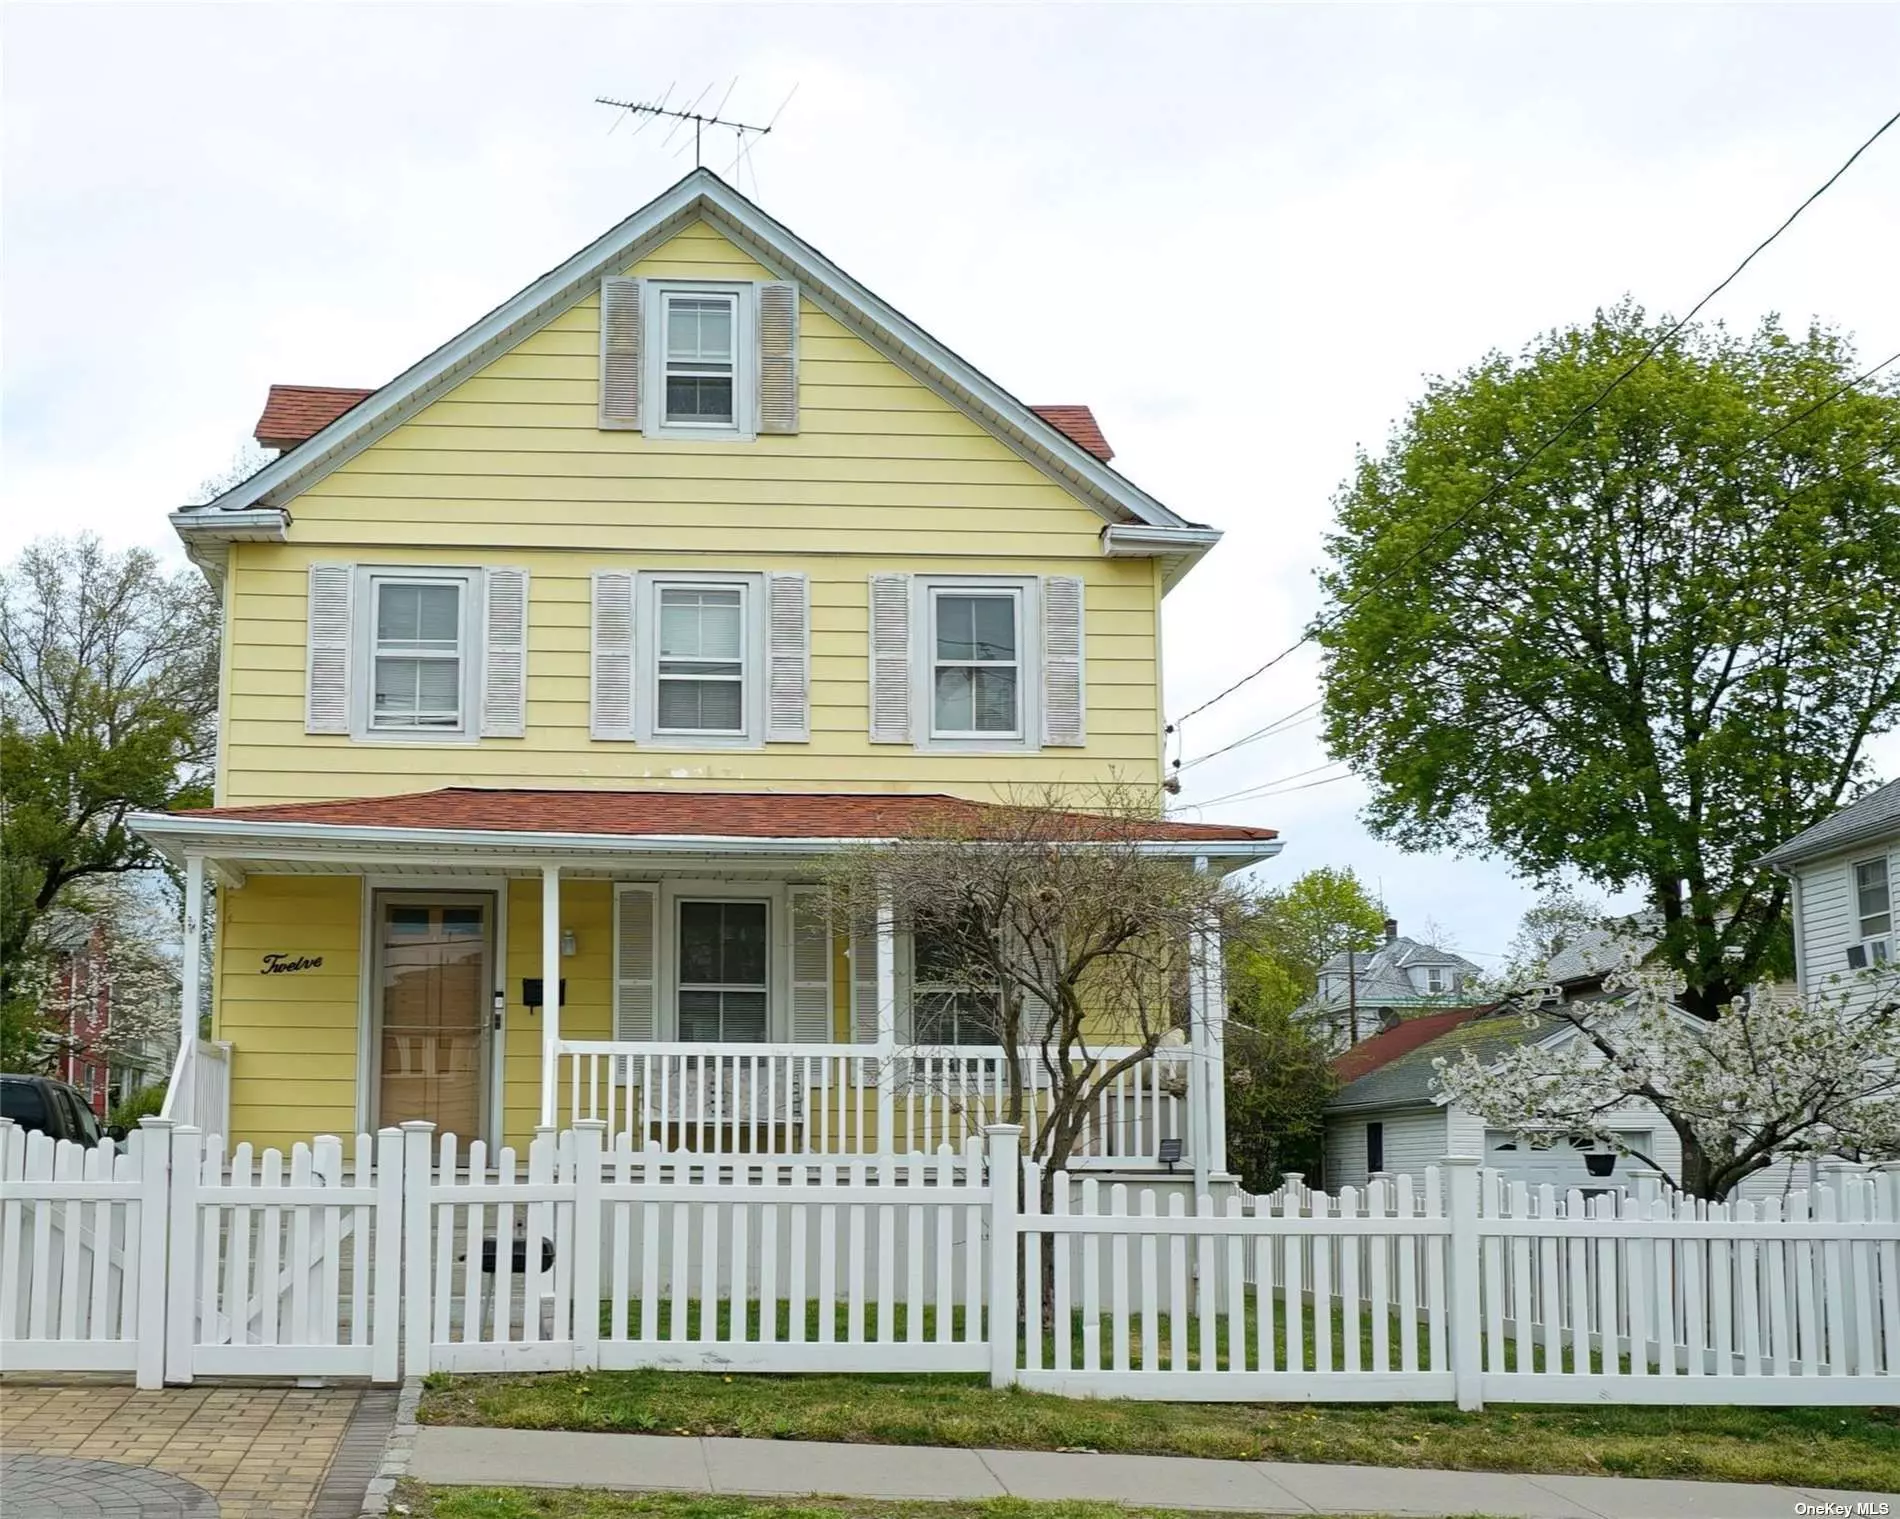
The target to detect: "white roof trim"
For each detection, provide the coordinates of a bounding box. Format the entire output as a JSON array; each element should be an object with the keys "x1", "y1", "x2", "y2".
[
  {"x1": 129, "y1": 810, "x2": 1283, "y2": 868},
  {"x1": 176, "y1": 168, "x2": 1197, "y2": 537}
]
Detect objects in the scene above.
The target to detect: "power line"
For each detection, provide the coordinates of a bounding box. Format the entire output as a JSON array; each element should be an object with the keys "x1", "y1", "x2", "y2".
[
  {"x1": 1167, "y1": 106, "x2": 1900, "y2": 733},
  {"x1": 1176, "y1": 701, "x2": 1321, "y2": 773},
  {"x1": 1170, "y1": 761, "x2": 1353, "y2": 814}
]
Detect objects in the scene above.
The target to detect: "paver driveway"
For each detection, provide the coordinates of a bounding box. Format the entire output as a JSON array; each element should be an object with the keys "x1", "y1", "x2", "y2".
[{"x1": 0, "y1": 1382, "x2": 392, "y2": 1519}]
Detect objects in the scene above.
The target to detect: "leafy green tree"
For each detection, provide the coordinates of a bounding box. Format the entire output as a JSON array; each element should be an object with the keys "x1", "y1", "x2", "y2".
[
  {"x1": 1229, "y1": 866, "x2": 1387, "y2": 1018},
  {"x1": 1317, "y1": 307, "x2": 1900, "y2": 1019},
  {"x1": 1222, "y1": 1003, "x2": 1337, "y2": 1192},
  {"x1": 1, "y1": 537, "x2": 218, "y2": 1069}
]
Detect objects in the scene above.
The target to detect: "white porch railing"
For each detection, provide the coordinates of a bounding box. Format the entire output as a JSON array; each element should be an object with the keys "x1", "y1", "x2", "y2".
[
  {"x1": 158, "y1": 1038, "x2": 231, "y2": 1139},
  {"x1": 551, "y1": 1040, "x2": 1190, "y2": 1165}
]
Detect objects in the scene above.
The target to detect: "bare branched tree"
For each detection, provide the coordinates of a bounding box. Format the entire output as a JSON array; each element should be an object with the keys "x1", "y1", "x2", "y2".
[{"x1": 823, "y1": 787, "x2": 1239, "y2": 1214}]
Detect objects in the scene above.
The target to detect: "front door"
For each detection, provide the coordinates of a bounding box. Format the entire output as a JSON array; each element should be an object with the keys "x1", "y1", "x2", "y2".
[{"x1": 375, "y1": 895, "x2": 492, "y2": 1140}]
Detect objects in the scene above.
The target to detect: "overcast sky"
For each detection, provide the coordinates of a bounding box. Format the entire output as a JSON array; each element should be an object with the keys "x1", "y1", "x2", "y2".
[{"x1": 5, "y1": 4, "x2": 1898, "y2": 965}]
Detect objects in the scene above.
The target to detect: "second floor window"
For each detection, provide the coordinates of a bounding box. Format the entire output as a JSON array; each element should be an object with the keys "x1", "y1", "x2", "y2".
[
  {"x1": 1858, "y1": 857, "x2": 1892, "y2": 941},
  {"x1": 931, "y1": 589, "x2": 1021, "y2": 739},
  {"x1": 663, "y1": 293, "x2": 737, "y2": 428},
  {"x1": 371, "y1": 579, "x2": 464, "y2": 730},
  {"x1": 656, "y1": 585, "x2": 746, "y2": 735}
]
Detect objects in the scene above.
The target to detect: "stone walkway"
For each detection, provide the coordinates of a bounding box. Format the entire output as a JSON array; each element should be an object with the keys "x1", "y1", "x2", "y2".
[
  {"x1": 410, "y1": 1424, "x2": 1900, "y2": 1518},
  {"x1": 0, "y1": 1383, "x2": 393, "y2": 1519}
]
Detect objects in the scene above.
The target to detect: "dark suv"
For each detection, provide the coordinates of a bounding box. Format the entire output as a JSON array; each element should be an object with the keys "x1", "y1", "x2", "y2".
[{"x1": 0, "y1": 1074, "x2": 107, "y2": 1146}]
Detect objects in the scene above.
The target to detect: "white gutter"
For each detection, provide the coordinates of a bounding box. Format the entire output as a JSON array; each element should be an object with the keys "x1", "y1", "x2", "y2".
[{"x1": 129, "y1": 811, "x2": 1283, "y2": 867}]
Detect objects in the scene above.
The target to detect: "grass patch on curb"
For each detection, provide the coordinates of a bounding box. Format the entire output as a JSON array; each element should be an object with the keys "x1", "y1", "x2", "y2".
[
  {"x1": 396, "y1": 1485, "x2": 1496, "y2": 1519},
  {"x1": 419, "y1": 1370, "x2": 1900, "y2": 1491}
]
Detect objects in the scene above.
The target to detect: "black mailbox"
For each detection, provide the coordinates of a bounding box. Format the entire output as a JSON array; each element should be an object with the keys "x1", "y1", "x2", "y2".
[
  {"x1": 480, "y1": 1236, "x2": 556, "y2": 1274},
  {"x1": 522, "y1": 977, "x2": 567, "y2": 1010}
]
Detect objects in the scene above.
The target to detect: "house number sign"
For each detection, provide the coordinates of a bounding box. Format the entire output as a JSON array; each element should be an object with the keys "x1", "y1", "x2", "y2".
[{"x1": 260, "y1": 953, "x2": 324, "y2": 974}]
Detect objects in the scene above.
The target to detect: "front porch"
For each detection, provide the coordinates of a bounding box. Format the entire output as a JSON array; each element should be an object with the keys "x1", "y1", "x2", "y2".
[{"x1": 135, "y1": 788, "x2": 1279, "y2": 1178}]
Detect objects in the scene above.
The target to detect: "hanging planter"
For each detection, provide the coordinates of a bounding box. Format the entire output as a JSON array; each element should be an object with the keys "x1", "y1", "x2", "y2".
[{"x1": 1585, "y1": 1152, "x2": 1617, "y2": 1177}]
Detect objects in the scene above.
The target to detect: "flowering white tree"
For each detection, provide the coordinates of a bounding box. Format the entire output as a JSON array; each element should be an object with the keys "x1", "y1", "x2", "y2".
[
  {"x1": 1434, "y1": 952, "x2": 1900, "y2": 1200},
  {"x1": 38, "y1": 876, "x2": 181, "y2": 1076}
]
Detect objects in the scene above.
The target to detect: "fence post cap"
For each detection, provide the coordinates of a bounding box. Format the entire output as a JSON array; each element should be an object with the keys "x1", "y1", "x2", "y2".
[
  {"x1": 1440, "y1": 1154, "x2": 1480, "y2": 1168},
  {"x1": 135, "y1": 1116, "x2": 174, "y2": 1131},
  {"x1": 398, "y1": 1120, "x2": 437, "y2": 1132},
  {"x1": 571, "y1": 1119, "x2": 608, "y2": 1131},
  {"x1": 980, "y1": 1123, "x2": 1025, "y2": 1137},
  {"x1": 376, "y1": 1125, "x2": 404, "y2": 1138}
]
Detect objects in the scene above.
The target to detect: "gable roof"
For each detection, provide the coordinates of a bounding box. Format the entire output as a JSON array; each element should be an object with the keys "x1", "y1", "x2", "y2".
[
  {"x1": 251, "y1": 382, "x2": 1117, "y2": 463},
  {"x1": 1328, "y1": 1005, "x2": 1554, "y2": 1112},
  {"x1": 176, "y1": 168, "x2": 1208, "y2": 569},
  {"x1": 1308, "y1": 935, "x2": 1483, "y2": 1011},
  {"x1": 1759, "y1": 778, "x2": 1900, "y2": 869}
]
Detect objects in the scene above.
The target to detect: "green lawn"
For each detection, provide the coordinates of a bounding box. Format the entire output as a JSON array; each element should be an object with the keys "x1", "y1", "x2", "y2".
[
  {"x1": 420, "y1": 1368, "x2": 1900, "y2": 1490},
  {"x1": 398, "y1": 1487, "x2": 1492, "y2": 1519}
]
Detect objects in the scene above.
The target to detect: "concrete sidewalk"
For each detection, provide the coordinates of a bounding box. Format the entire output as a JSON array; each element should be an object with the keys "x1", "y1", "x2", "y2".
[{"x1": 409, "y1": 1425, "x2": 1897, "y2": 1517}]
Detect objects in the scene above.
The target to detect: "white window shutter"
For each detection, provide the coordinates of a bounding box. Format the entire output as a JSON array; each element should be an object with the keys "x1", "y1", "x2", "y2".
[
  {"x1": 481, "y1": 567, "x2": 529, "y2": 738},
  {"x1": 764, "y1": 571, "x2": 810, "y2": 742},
  {"x1": 850, "y1": 917, "x2": 880, "y2": 1045},
  {"x1": 1040, "y1": 575, "x2": 1086, "y2": 747},
  {"x1": 789, "y1": 887, "x2": 833, "y2": 1044},
  {"x1": 868, "y1": 572, "x2": 912, "y2": 743},
  {"x1": 591, "y1": 570, "x2": 635, "y2": 740},
  {"x1": 613, "y1": 884, "x2": 659, "y2": 1040},
  {"x1": 305, "y1": 563, "x2": 353, "y2": 734},
  {"x1": 757, "y1": 281, "x2": 799, "y2": 434},
  {"x1": 599, "y1": 277, "x2": 643, "y2": 430},
  {"x1": 1011, "y1": 928, "x2": 1056, "y2": 1047}
]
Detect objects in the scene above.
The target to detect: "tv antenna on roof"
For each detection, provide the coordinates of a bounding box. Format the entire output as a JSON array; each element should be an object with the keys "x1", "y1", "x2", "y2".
[{"x1": 596, "y1": 83, "x2": 793, "y2": 171}]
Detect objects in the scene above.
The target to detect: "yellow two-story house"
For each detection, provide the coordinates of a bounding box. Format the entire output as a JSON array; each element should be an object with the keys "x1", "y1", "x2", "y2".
[{"x1": 134, "y1": 169, "x2": 1278, "y2": 1163}]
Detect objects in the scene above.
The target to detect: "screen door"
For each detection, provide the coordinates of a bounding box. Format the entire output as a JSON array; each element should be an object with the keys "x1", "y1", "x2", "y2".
[{"x1": 375, "y1": 895, "x2": 491, "y2": 1140}]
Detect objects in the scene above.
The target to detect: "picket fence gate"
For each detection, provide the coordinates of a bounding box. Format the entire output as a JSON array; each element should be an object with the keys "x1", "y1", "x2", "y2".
[{"x1": 5, "y1": 1115, "x2": 1899, "y2": 1409}]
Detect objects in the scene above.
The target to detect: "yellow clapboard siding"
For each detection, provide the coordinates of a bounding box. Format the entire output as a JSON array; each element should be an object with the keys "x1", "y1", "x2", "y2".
[{"x1": 210, "y1": 216, "x2": 1188, "y2": 1138}]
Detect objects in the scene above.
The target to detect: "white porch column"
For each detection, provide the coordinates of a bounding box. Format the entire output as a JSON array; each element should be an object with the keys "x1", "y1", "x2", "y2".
[
  {"x1": 875, "y1": 886, "x2": 897, "y2": 1152},
  {"x1": 179, "y1": 854, "x2": 205, "y2": 1066},
  {"x1": 1186, "y1": 855, "x2": 1218, "y2": 1196},
  {"x1": 539, "y1": 863, "x2": 561, "y2": 1127}
]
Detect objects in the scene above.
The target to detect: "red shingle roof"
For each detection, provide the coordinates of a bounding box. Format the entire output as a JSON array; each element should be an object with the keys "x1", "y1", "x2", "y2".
[
  {"x1": 172, "y1": 787, "x2": 1275, "y2": 844},
  {"x1": 251, "y1": 385, "x2": 1116, "y2": 463},
  {"x1": 1330, "y1": 1005, "x2": 1492, "y2": 1085},
  {"x1": 1031, "y1": 405, "x2": 1114, "y2": 462},
  {"x1": 254, "y1": 385, "x2": 376, "y2": 450}
]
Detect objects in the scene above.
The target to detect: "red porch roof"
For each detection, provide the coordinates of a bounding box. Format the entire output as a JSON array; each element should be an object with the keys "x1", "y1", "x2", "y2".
[{"x1": 172, "y1": 787, "x2": 1276, "y2": 845}]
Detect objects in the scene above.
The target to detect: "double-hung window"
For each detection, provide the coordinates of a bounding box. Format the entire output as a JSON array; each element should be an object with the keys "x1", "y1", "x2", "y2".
[
  {"x1": 1857, "y1": 858, "x2": 1892, "y2": 960},
  {"x1": 370, "y1": 578, "x2": 465, "y2": 731},
  {"x1": 662, "y1": 292, "x2": 738, "y2": 429},
  {"x1": 656, "y1": 584, "x2": 746, "y2": 736},
  {"x1": 676, "y1": 900, "x2": 769, "y2": 1042},
  {"x1": 930, "y1": 588, "x2": 1022, "y2": 739},
  {"x1": 910, "y1": 920, "x2": 1002, "y2": 1048}
]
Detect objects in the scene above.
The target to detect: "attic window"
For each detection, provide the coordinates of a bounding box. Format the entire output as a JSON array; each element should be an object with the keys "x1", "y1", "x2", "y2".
[{"x1": 663, "y1": 293, "x2": 737, "y2": 427}]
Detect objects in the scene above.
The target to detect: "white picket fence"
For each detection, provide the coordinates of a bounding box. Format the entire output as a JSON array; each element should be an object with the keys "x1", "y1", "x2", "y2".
[{"x1": 4, "y1": 1115, "x2": 1897, "y2": 1409}]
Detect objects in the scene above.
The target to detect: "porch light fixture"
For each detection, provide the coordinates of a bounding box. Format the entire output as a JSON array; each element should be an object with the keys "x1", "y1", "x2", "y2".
[{"x1": 561, "y1": 928, "x2": 578, "y2": 957}]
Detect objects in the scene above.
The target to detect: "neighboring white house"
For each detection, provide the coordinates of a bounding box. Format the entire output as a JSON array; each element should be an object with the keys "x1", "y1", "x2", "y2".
[
  {"x1": 1301, "y1": 919, "x2": 1482, "y2": 1051},
  {"x1": 1761, "y1": 776, "x2": 1898, "y2": 1011},
  {"x1": 1321, "y1": 1005, "x2": 1681, "y2": 1195}
]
